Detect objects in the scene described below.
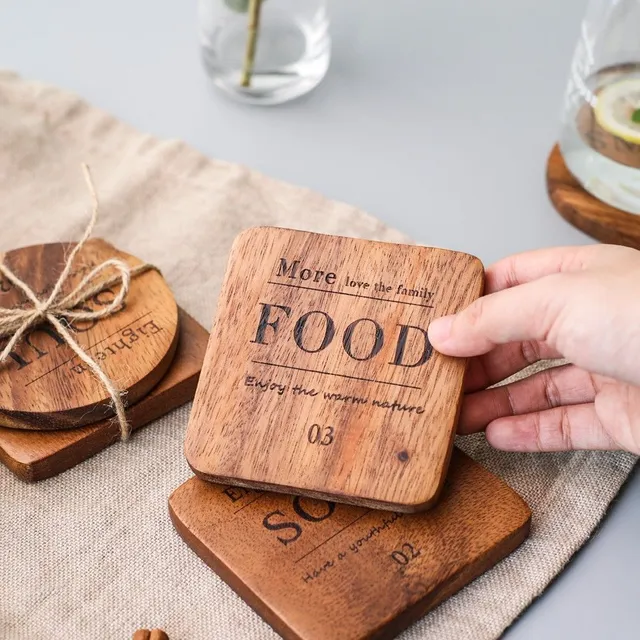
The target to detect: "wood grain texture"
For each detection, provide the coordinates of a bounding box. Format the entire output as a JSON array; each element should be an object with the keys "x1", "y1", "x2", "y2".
[
  {"x1": 0, "y1": 239, "x2": 179, "y2": 429},
  {"x1": 0, "y1": 309, "x2": 207, "y2": 482},
  {"x1": 169, "y1": 448, "x2": 531, "y2": 640},
  {"x1": 547, "y1": 144, "x2": 640, "y2": 249},
  {"x1": 185, "y1": 227, "x2": 484, "y2": 512}
]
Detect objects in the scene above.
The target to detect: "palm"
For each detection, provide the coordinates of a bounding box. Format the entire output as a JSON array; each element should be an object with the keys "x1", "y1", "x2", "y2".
[{"x1": 593, "y1": 378, "x2": 640, "y2": 454}]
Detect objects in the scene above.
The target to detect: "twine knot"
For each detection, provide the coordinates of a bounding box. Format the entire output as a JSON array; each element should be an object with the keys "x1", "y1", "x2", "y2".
[{"x1": 0, "y1": 164, "x2": 156, "y2": 440}]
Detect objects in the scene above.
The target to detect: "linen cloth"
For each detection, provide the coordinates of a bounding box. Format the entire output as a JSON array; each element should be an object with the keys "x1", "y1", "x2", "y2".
[{"x1": 0, "y1": 70, "x2": 636, "y2": 640}]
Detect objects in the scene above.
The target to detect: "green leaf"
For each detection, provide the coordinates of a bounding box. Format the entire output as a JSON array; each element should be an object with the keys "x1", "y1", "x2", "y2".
[
  {"x1": 224, "y1": 0, "x2": 250, "y2": 12},
  {"x1": 632, "y1": 109, "x2": 640, "y2": 124}
]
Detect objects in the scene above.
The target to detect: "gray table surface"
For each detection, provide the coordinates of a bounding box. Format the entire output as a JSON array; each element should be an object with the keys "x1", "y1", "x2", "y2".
[{"x1": 1, "y1": 0, "x2": 638, "y2": 638}]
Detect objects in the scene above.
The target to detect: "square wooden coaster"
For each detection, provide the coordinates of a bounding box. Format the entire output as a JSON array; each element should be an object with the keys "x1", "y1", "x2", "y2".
[
  {"x1": 185, "y1": 228, "x2": 484, "y2": 512},
  {"x1": 170, "y1": 448, "x2": 530, "y2": 640},
  {"x1": 0, "y1": 309, "x2": 208, "y2": 482}
]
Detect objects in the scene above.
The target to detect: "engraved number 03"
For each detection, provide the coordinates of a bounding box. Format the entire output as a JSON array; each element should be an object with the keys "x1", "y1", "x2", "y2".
[{"x1": 307, "y1": 423, "x2": 334, "y2": 446}]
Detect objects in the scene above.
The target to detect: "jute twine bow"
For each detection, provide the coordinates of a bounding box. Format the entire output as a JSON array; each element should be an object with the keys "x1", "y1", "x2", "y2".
[{"x1": 0, "y1": 164, "x2": 157, "y2": 440}]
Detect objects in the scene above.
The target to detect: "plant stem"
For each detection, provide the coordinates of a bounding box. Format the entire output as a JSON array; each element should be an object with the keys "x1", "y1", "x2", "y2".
[{"x1": 240, "y1": 0, "x2": 262, "y2": 87}]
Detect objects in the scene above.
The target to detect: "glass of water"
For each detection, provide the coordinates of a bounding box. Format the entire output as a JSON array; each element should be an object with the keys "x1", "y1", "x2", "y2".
[
  {"x1": 558, "y1": 0, "x2": 640, "y2": 213},
  {"x1": 198, "y1": 0, "x2": 331, "y2": 105}
]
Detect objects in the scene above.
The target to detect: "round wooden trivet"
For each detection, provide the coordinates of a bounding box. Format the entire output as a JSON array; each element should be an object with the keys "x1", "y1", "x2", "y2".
[
  {"x1": 0, "y1": 238, "x2": 179, "y2": 430},
  {"x1": 546, "y1": 143, "x2": 640, "y2": 249}
]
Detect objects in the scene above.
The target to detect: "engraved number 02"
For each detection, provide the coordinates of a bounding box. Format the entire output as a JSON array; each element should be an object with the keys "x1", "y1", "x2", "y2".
[
  {"x1": 307, "y1": 423, "x2": 334, "y2": 446},
  {"x1": 391, "y1": 542, "x2": 421, "y2": 566}
]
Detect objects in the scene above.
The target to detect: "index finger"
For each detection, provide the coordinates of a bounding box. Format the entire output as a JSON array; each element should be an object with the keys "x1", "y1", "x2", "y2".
[{"x1": 485, "y1": 245, "x2": 597, "y2": 294}]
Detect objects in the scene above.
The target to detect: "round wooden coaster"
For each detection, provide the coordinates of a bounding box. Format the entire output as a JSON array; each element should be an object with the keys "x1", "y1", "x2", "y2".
[
  {"x1": 0, "y1": 238, "x2": 179, "y2": 430},
  {"x1": 546, "y1": 143, "x2": 640, "y2": 249}
]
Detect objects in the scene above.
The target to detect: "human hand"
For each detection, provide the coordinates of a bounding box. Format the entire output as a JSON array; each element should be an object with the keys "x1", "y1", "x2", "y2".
[{"x1": 427, "y1": 244, "x2": 640, "y2": 454}]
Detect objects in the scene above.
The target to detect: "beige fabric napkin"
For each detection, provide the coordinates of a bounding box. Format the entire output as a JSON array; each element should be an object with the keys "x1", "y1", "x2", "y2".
[{"x1": 0, "y1": 70, "x2": 636, "y2": 640}]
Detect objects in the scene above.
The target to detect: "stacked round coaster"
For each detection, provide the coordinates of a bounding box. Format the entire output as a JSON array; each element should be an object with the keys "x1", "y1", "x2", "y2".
[{"x1": 0, "y1": 238, "x2": 208, "y2": 481}]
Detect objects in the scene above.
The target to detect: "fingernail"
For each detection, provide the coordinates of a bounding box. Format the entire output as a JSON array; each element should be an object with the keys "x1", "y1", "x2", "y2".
[{"x1": 428, "y1": 315, "x2": 454, "y2": 344}]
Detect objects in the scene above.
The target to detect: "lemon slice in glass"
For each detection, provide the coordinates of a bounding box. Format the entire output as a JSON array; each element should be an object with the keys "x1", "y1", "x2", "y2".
[{"x1": 594, "y1": 78, "x2": 640, "y2": 144}]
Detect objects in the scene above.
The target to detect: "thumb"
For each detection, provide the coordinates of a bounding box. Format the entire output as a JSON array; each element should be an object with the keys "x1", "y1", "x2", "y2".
[{"x1": 428, "y1": 275, "x2": 569, "y2": 357}]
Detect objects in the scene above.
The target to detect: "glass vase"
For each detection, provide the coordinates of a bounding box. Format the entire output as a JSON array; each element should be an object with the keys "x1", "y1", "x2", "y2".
[
  {"x1": 198, "y1": 0, "x2": 331, "y2": 106},
  {"x1": 558, "y1": 0, "x2": 640, "y2": 213}
]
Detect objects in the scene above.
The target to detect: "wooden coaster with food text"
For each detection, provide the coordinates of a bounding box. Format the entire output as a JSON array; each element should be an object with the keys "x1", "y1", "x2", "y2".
[
  {"x1": 185, "y1": 227, "x2": 484, "y2": 512},
  {"x1": 0, "y1": 309, "x2": 207, "y2": 482},
  {"x1": 546, "y1": 143, "x2": 640, "y2": 249},
  {"x1": 0, "y1": 239, "x2": 179, "y2": 430},
  {"x1": 170, "y1": 448, "x2": 531, "y2": 640}
]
